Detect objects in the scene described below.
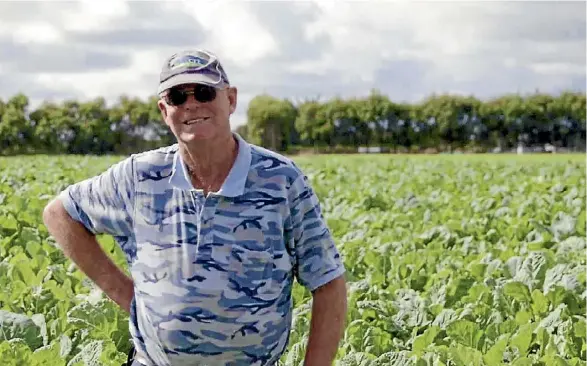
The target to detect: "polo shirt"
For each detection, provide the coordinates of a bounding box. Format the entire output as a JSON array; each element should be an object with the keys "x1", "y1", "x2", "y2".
[{"x1": 59, "y1": 133, "x2": 345, "y2": 366}]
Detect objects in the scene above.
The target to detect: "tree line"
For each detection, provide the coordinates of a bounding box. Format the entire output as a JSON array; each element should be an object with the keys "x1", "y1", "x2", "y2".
[{"x1": 0, "y1": 90, "x2": 585, "y2": 156}]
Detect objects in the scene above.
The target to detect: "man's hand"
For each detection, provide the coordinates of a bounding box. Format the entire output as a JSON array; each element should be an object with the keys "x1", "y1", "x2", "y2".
[
  {"x1": 303, "y1": 275, "x2": 347, "y2": 366},
  {"x1": 43, "y1": 198, "x2": 134, "y2": 313}
]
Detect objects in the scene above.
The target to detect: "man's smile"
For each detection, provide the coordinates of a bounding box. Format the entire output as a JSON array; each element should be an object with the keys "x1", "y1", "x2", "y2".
[{"x1": 184, "y1": 117, "x2": 210, "y2": 125}]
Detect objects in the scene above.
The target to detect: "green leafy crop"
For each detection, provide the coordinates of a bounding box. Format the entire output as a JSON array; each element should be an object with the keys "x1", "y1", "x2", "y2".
[{"x1": 0, "y1": 153, "x2": 584, "y2": 366}]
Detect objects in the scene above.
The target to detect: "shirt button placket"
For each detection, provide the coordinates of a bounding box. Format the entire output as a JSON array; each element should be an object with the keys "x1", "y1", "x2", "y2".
[
  {"x1": 200, "y1": 194, "x2": 219, "y2": 242},
  {"x1": 191, "y1": 191, "x2": 206, "y2": 249}
]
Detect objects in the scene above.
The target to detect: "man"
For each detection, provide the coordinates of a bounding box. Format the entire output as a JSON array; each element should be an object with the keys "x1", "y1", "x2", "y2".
[{"x1": 42, "y1": 48, "x2": 347, "y2": 366}]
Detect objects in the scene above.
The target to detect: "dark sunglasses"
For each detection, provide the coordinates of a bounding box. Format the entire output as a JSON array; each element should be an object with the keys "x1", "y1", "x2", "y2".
[{"x1": 164, "y1": 84, "x2": 219, "y2": 106}]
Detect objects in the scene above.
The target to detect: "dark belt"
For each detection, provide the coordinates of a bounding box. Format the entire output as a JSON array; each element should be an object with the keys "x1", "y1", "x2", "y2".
[{"x1": 124, "y1": 345, "x2": 138, "y2": 366}]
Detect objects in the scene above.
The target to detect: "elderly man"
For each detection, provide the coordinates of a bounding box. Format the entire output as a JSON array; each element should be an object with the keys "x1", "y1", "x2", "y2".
[{"x1": 42, "y1": 49, "x2": 347, "y2": 366}]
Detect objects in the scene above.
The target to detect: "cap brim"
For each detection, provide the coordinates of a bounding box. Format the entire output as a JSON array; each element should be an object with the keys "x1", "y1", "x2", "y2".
[{"x1": 157, "y1": 73, "x2": 226, "y2": 94}]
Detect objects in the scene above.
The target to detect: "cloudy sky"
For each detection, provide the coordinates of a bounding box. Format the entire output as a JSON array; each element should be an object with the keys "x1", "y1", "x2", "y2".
[{"x1": 0, "y1": 0, "x2": 584, "y2": 129}]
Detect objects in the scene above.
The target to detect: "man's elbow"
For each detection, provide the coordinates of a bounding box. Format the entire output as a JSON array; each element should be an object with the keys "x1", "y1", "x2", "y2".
[
  {"x1": 42, "y1": 197, "x2": 79, "y2": 235},
  {"x1": 42, "y1": 197, "x2": 65, "y2": 227}
]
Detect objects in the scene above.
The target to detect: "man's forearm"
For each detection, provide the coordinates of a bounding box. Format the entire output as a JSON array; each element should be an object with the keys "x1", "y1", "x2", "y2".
[
  {"x1": 304, "y1": 275, "x2": 347, "y2": 366},
  {"x1": 43, "y1": 198, "x2": 134, "y2": 313}
]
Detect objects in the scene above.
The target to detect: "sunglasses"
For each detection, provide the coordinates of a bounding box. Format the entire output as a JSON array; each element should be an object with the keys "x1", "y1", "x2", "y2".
[{"x1": 164, "y1": 84, "x2": 219, "y2": 106}]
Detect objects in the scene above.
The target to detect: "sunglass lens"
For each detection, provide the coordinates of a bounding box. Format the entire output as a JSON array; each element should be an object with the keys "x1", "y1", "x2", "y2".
[
  {"x1": 167, "y1": 89, "x2": 188, "y2": 106},
  {"x1": 194, "y1": 85, "x2": 216, "y2": 103}
]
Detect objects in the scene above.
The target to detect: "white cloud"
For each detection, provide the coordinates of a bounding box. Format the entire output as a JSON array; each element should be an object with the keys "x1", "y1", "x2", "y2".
[
  {"x1": 61, "y1": 0, "x2": 130, "y2": 33},
  {"x1": 0, "y1": 0, "x2": 584, "y2": 130},
  {"x1": 177, "y1": 1, "x2": 280, "y2": 68},
  {"x1": 12, "y1": 22, "x2": 63, "y2": 44},
  {"x1": 529, "y1": 62, "x2": 586, "y2": 76},
  {"x1": 304, "y1": 1, "x2": 585, "y2": 84}
]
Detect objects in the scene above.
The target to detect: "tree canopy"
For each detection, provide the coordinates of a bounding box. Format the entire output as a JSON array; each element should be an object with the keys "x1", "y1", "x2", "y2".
[{"x1": 0, "y1": 90, "x2": 584, "y2": 155}]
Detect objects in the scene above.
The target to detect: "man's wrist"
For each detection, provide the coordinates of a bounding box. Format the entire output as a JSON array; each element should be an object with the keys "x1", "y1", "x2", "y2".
[{"x1": 95, "y1": 264, "x2": 134, "y2": 312}]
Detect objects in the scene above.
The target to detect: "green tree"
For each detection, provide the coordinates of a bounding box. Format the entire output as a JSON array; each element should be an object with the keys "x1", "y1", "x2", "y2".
[
  {"x1": 246, "y1": 95, "x2": 297, "y2": 151},
  {"x1": 0, "y1": 94, "x2": 32, "y2": 154},
  {"x1": 0, "y1": 90, "x2": 584, "y2": 155}
]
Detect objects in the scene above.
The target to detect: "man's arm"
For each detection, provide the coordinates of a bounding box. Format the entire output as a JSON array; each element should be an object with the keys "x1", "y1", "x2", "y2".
[
  {"x1": 43, "y1": 199, "x2": 134, "y2": 313},
  {"x1": 304, "y1": 276, "x2": 347, "y2": 366},
  {"x1": 287, "y1": 171, "x2": 348, "y2": 365},
  {"x1": 43, "y1": 157, "x2": 136, "y2": 312}
]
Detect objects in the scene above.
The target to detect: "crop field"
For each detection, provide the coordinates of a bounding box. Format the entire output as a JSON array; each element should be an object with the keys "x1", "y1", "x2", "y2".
[{"x1": 0, "y1": 153, "x2": 585, "y2": 365}]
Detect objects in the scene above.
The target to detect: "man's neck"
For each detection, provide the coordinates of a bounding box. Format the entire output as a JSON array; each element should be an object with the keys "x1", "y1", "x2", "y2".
[{"x1": 180, "y1": 133, "x2": 238, "y2": 193}]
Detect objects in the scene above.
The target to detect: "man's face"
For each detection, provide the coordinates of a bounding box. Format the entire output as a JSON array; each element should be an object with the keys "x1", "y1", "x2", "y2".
[{"x1": 157, "y1": 83, "x2": 237, "y2": 144}]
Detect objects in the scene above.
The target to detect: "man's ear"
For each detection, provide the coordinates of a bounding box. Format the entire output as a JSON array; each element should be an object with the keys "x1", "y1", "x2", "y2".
[
  {"x1": 228, "y1": 87, "x2": 237, "y2": 114},
  {"x1": 157, "y1": 99, "x2": 171, "y2": 126}
]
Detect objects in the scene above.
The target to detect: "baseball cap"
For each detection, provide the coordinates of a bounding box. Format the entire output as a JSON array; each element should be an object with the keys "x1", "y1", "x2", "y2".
[{"x1": 157, "y1": 49, "x2": 230, "y2": 95}]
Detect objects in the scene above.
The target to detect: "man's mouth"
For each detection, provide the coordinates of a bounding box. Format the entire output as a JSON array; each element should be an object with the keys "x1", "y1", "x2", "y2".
[{"x1": 184, "y1": 117, "x2": 210, "y2": 125}]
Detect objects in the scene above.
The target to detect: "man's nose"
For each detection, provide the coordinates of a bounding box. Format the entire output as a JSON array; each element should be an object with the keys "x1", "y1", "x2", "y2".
[{"x1": 182, "y1": 94, "x2": 203, "y2": 109}]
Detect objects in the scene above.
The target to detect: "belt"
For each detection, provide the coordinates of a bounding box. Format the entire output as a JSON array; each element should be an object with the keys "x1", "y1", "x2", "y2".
[
  {"x1": 124, "y1": 346, "x2": 153, "y2": 366},
  {"x1": 124, "y1": 346, "x2": 144, "y2": 366}
]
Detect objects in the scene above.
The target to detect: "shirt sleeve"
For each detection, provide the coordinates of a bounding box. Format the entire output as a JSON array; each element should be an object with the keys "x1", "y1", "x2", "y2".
[
  {"x1": 288, "y1": 172, "x2": 345, "y2": 292},
  {"x1": 58, "y1": 156, "x2": 136, "y2": 238}
]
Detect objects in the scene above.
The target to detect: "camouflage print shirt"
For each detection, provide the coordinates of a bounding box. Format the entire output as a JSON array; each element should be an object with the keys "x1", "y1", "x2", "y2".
[{"x1": 59, "y1": 133, "x2": 346, "y2": 366}]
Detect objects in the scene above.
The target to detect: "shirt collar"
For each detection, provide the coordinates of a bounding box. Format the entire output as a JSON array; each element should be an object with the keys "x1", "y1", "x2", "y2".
[{"x1": 169, "y1": 132, "x2": 251, "y2": 197}]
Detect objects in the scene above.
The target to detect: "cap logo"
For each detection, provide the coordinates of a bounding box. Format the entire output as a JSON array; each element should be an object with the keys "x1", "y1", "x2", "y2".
[{"x1": 169, "y1": 55, "x2": 209, "y2": 70}]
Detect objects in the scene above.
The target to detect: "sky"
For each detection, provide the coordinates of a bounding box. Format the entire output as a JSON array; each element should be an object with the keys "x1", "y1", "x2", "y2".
[{"x1": 0, "y1": 0, "x2": 585, "y2": 129}]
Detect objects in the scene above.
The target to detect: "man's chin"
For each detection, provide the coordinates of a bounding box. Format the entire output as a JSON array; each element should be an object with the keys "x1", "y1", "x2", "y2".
[{"x1": 178, "y1": 131, "x2": 218, "y2": 145}]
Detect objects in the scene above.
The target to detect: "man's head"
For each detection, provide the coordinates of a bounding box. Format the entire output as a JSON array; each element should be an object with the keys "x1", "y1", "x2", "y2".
[{"x1": 157, "y1": 49, "x2": 237, "y2": 144}]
